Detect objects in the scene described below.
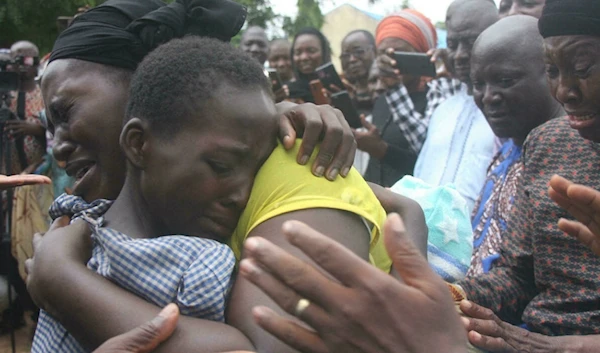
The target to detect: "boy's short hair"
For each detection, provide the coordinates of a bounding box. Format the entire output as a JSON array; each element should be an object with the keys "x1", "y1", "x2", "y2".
[{"x1": 126, "y1": 36, "x2": 271, "y2": 136}]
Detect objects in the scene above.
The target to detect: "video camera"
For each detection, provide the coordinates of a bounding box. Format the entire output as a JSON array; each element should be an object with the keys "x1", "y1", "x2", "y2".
[
  {"x1": 0, "y1": 54, "x2": 40, "y2": 92},
  {"x1": 0, "y1": 52, "x2": 40, "y2": 124}
]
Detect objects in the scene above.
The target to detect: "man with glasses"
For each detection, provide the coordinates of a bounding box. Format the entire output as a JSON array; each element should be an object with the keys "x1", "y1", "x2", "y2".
[{"x1": 340, "y1": 30, "x2": 377, "y2": 115}]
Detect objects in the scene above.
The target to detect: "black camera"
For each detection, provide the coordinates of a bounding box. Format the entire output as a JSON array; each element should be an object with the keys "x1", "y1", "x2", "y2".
[
  {"x1": 0, "y1": 53, "x2": 39, "y2": 123},
  {"x1": 0, "y1": 54, "x2": 40, "y2": 92}
]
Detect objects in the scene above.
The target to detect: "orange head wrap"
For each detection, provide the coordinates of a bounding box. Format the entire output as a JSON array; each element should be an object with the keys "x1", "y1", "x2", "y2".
[{"x1": 375, "y1": 9, "x2": 437, "y2": 53}]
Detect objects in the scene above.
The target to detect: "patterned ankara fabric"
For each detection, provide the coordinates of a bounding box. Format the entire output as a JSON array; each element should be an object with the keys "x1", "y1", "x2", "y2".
[
  {"x1": 32, "y1": 194, "x2": 235, "y2": 352},
  {"x1": 459, "y1": 118, "x2": 600, "y2": 336},
  {"x1": 384, "y1": 77, "x2": 463, "y2": 154},
  {"x1": 468, "y1": 139, "x2": 522, "y2": 277}
]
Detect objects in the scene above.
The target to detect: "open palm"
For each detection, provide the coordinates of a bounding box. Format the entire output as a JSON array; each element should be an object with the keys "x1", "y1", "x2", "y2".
[{"x1": 549, "y1": 175, "x2": 600, "y2": 256}]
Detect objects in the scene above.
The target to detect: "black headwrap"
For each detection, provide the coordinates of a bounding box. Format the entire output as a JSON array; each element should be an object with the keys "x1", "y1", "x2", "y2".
[
  {"x1": 49, "y1": 0, "x2": 247, "y2": 70},
  {"x1": 539, "y1": 0, "x2": 600, "y2": 38},
  {"x1": 287, "y1": 27, "x2": 332, "y2": 104}
]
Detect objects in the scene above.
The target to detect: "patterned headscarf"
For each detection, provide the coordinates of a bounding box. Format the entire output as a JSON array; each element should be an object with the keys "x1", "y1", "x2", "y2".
[
  {"x1": 375, "y1": 9, "x2": 437, "y2": 52},
  {"x1": 49, "y1": 0, "x2": 247, "y2": 70}
]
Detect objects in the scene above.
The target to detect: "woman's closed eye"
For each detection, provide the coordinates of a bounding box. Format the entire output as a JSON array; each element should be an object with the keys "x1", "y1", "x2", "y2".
[
  {"x1": 48, "y1": 100, "x2": 73, "y2": 130},
  {"x1": 575, "y1": 65, "x2": 594, "y2": 79}
]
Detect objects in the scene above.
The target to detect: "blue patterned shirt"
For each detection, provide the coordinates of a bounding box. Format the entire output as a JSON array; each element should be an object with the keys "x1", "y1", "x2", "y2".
[{"x1": 32, "y1": 194, "x2": 235, "y2": 352}]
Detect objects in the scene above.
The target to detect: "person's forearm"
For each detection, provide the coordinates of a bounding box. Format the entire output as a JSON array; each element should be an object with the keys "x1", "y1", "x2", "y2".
[
  {"x1": 391, "y1": 194, "x2": 427, "y2": 256},
  {"x1": 227, "y1": 209, "x2": 371, "y2": 353},
  {"x1": 369, "y1": 182, "x2": 428, "y2": 256},
  {"x1": 555, "y1": 334, "x2": 600, "y2": 353},
  {"x1": 39, "y1": 258, "x2": 254, "y2": 352}
]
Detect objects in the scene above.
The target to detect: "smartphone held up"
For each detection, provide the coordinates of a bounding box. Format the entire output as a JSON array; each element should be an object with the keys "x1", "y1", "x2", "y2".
[
  {"x1": 314, "y1": 62, "x2": 362, "y2": 129},
  {"x1": 267, "y1": 68, "x2": 283, "y2": 92},
  {"x1": 392, "y1": 51, "x2": 436, "y2": 78}
]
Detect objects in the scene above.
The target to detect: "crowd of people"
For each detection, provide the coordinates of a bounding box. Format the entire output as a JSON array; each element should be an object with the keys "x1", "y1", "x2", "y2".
[{"x1": 1, "y1": 0, "x2": 600, "y2": 352}]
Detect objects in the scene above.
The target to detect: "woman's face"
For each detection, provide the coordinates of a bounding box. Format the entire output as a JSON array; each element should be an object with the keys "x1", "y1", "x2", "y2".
[
  {"x1": 42, "y1": 59, "x2": 128, "y2": 202},
  {"x1": 293, "y1": 34, "x2": 324, "y2": 75},
  {"x1": 544, "y1": 36, "x2": 600, "y2": 142}
]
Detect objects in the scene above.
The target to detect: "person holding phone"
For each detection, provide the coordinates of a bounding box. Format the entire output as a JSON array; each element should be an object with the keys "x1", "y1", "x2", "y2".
[
  {"x1": 338, "y1": 30, "x2": 377, "y2": 116},
  {"x1": 286, "y1": 28, "x2": 332, "y2": 104},
  {"x1": 268, "y1": 39, "x2": 294, "y2": 83},
  {"x1": 361, "y1": 9, "x2": 463, "y2": 187}
]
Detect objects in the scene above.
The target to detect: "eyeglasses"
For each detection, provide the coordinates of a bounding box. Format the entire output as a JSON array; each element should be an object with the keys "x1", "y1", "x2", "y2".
[{"x1": 340, "y1": 47, "x2": 372, "y2": 60}]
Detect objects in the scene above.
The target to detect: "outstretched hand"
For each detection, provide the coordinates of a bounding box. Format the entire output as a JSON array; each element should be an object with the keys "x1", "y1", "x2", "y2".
[
  {"x1": 239, "y1": 214, "x2": 466, "y2": 353},
  {"x1": 276, "y1": 102, "x2": 356, "y2": 181},
  {"x1": 0, "y1": 174, "x2": 50, "y2": 190},
  {"x1": 549, "y1": 174, "x2": 600, "y2": 256}
]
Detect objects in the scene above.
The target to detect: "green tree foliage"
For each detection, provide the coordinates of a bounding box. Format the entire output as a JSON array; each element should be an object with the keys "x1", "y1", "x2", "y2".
[
  {"x1": 1, "y1": 0, "x2": 322, "y2": 53},
  {"x1": 401, "y1": 0, "x2": 411, "y2": 9},
  {"x1": 231, "y1": 0, "x2": 278, "y2": 46},
  {"x1": 282, "y1": 0, "x2": 324, "y2": 38},
  {"x1": 0, "y1": 0, "x2": 99, "y2": 54},
  {"x1": 240, "y1": 0, "x2": 277, "y2": 28}
]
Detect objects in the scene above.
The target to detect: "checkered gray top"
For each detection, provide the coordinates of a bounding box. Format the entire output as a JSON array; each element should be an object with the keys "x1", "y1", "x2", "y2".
[
  {"x1": 385, "y1": 78, "x2": 464, "y2": 154},
  {"x1": 32, "y1": 194, "x2": 235, "y2": 352}
]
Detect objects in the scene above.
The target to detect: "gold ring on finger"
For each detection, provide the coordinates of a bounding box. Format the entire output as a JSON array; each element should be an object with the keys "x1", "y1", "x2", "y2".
[{"x1": 294, "y1": 298, "x2": 310, "y2": 317}]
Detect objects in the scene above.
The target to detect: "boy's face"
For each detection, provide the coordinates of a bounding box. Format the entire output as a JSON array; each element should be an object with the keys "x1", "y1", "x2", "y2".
[{"x1": 140, "y1": 85, "x2": 278, "y2": 241}]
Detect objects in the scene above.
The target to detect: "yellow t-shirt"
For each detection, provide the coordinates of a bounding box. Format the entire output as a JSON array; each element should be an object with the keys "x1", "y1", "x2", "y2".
[{"x1": 230, "y1": 140, "x2": 392, "y2": 272}]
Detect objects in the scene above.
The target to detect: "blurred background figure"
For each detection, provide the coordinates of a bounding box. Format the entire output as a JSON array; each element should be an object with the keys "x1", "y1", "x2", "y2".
[
  {"x1": 287, "y1": 27, "x2": 332, "y2": 103},
  {"x1": 498, "y1": 0, "x2": 546, "y2": 18},
  {"x1": 339, "y1": 30, "x2": 377, "y2": 115},
  {"x1": 361, "y1": 9, "x2": 462, "y2": 187},
  {"x1": 268, "y1": 38, "x2": 294, "y2": 82},
  {"x1": 239, "y1": 26, "x2": 270, "y2": 67}
]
